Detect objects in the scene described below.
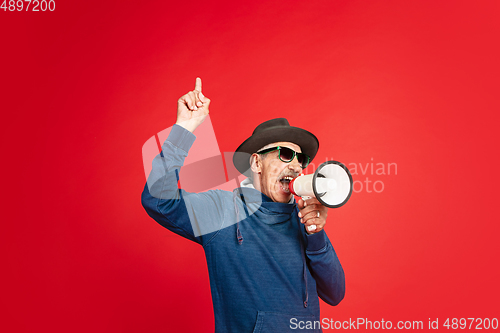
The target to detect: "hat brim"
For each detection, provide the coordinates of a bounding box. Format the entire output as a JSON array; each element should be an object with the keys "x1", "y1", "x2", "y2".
[{"x1": 233, "y1": 126, "x2": 319, "y2": 177}]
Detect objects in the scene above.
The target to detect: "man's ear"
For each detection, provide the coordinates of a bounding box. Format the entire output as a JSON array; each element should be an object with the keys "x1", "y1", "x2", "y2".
[{"x1": 250, "y1": 153, "x2": 262, "y2": 174}]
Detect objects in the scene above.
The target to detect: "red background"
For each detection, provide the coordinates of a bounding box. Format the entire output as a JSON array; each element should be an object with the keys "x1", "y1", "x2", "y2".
[{"x1": 2, "y1": 1, "x2": 499, "y2": 332}]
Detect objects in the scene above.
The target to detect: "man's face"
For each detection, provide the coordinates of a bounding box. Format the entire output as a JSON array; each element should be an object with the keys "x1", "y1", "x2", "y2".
[{"x1": 255, "y1": 142, "x2": 304, "y2": 203}]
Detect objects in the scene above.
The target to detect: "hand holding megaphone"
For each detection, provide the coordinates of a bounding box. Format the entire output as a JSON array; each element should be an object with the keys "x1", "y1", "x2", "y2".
[
  {"x1": 290, "y1": 160, "x2": 353, "y2": 209},
  {"x1": 291, "y1": 161, "x2": 353, "y2": 232}
]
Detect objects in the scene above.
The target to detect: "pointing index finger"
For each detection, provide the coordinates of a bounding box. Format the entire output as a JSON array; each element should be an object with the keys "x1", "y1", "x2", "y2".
[{"x1": 194, "y1": 77, "x2": 202, "y2": 92}]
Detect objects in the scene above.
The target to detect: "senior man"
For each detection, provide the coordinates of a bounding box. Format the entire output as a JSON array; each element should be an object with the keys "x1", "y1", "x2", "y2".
[{"x1": 142, "y1": 78, "x2": 345, "y2": 332}]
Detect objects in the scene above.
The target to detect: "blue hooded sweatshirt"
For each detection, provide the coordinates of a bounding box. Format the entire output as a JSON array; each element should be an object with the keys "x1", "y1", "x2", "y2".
[{"x1": 141, "y1": 125, "x2": 345, "y2": 332}]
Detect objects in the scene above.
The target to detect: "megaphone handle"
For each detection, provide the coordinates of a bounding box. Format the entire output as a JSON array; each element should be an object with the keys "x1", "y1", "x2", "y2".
[{"x1": 299, "y1": 196, "x2": 317, "y2": 232}]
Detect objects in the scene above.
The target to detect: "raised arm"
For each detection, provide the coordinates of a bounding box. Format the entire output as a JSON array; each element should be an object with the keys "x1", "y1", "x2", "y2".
[{"x1": 141, "y1": 78, "x2": 226, "y2": 244}]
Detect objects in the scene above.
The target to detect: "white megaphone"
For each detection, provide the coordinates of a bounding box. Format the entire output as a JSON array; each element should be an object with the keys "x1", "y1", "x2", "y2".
[{"x1": 289, "y1": 160, "x2": 353, "y2": 208}]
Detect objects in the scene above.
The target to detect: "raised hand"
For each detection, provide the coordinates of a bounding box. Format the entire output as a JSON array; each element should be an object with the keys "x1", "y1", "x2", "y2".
[{"x1": 176, "y1": 77, "x2": 211, "y2": 133}]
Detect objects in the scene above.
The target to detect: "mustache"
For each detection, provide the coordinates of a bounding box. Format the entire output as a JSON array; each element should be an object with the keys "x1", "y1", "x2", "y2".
[{"x1": 277, "y1": 170, "x2": 300, "y2": 180}]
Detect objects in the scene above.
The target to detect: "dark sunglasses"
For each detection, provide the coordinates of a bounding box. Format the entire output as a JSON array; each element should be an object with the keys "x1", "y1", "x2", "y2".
[{"x1": 257, "y1": 146, "x2": 310, "y2": 168}]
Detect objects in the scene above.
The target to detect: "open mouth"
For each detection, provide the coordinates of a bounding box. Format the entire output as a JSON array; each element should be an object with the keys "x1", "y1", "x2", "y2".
[{"x1": 279, "y1": 176, "x2": 294, "y2": 193}]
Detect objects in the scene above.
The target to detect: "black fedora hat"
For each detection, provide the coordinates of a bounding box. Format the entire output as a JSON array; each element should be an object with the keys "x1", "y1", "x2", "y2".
[{"x1": 233, "y1": 118, "x2": 319, "y2": 176}]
